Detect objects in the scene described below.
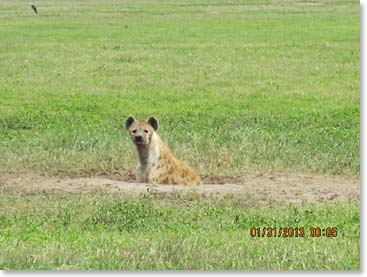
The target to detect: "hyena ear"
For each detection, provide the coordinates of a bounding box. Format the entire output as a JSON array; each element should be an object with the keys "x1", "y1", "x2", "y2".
[
  {"x1": 147, "y1": 116, "x2": 159, "y2": 131},
  {"x1": 125, "y1": 115, "x2": 136, "y2": 130}
]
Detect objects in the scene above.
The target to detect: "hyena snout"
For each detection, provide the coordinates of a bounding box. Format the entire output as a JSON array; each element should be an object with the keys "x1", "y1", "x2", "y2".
[
  {"x1": 133, "y1": 134, "x2": 144, "y2": 144},
  {"x1": 132, "y1": 130, "x2": 149, "y2": 145}
]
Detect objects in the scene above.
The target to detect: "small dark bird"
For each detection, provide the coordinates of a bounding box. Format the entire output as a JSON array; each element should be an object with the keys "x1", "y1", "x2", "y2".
[{"x1": 31, "y1": 5, "x2": 38, "y2": 15}]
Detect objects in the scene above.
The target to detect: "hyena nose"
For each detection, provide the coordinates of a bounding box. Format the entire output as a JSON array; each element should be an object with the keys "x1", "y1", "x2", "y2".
[{"x1": 135, "y1": 135, "x2": 142, "y2": 141}]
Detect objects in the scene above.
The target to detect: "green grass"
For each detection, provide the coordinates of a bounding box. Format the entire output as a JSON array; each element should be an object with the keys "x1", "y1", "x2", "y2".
[
  {"x1": 0, "y1": 190, "x2": 359, "y2": 270},
  {"x1": 0, "y1": 0, "x2": 360, "y2": 176}
]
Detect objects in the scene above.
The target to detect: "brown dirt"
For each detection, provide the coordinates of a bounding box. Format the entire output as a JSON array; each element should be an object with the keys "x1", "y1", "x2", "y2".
[{"x1": 0, "y1": 172, "x2": 359, "y2": 205}]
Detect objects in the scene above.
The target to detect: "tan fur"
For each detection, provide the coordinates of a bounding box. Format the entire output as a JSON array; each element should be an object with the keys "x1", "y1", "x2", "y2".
[{"x1": 125, "y1": 116, "x2": 202, "y2": 185}]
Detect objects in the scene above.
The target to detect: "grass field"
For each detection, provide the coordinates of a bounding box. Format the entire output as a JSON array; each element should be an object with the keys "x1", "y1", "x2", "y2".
[
  {"x1": 0, "y1": 190, "x2": 360, "y2": 270},
  {"x1": 0, "y1": 0, "x2": 359, "y2": 176},
  {"x1": 0, "y1": 0, "x2": 360, "y2": 270}
]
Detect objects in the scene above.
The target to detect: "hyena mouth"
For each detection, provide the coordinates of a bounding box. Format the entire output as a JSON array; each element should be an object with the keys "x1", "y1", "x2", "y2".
[{"x1": 134, "y1": 140, "x2": 146, "y2": 145}]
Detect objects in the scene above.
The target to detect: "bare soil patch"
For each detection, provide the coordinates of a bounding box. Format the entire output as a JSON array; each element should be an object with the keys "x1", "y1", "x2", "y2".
[{"x1": 0, "y1": 172, "x2": 359, "y2": 205}]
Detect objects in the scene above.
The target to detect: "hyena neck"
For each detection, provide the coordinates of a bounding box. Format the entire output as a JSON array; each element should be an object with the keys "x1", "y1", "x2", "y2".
[{"x1": 135, "y1": 132, "x2": 161, "y2": 170}]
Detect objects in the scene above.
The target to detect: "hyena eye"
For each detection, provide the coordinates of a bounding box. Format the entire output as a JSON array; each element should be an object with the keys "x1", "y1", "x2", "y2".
[
  {"x1": 132, "y1": 130, "x2": 137, "y2": 133},
  {"x1": 144, "y1": 130, "x2": 148, "y2": 133}
]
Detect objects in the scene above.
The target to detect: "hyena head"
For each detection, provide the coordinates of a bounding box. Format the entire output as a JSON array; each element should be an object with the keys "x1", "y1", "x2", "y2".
[{"x1": 125, "y1": 116, "x2": 159, "y2": 146}]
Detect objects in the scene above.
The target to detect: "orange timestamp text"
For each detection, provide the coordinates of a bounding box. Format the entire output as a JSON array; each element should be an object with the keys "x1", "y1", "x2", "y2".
[{"x1": 249, "y1": 227, "x2": 337, "y2": 238}]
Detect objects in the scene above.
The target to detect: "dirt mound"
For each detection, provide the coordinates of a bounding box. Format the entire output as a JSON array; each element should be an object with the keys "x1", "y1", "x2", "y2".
[{"x1": 0, "y1": 172, "x2": 359, "y2": 205}]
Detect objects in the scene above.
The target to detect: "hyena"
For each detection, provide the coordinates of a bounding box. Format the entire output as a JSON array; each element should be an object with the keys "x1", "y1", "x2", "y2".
[{"x1": 125, "y1": 116, "x2": 202, "y2": 185}]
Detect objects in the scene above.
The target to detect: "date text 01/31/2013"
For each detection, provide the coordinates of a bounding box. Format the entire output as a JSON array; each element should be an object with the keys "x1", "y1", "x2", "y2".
[{"x1": 249, "y1": 227, "x2": 337, "y2": 238}]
